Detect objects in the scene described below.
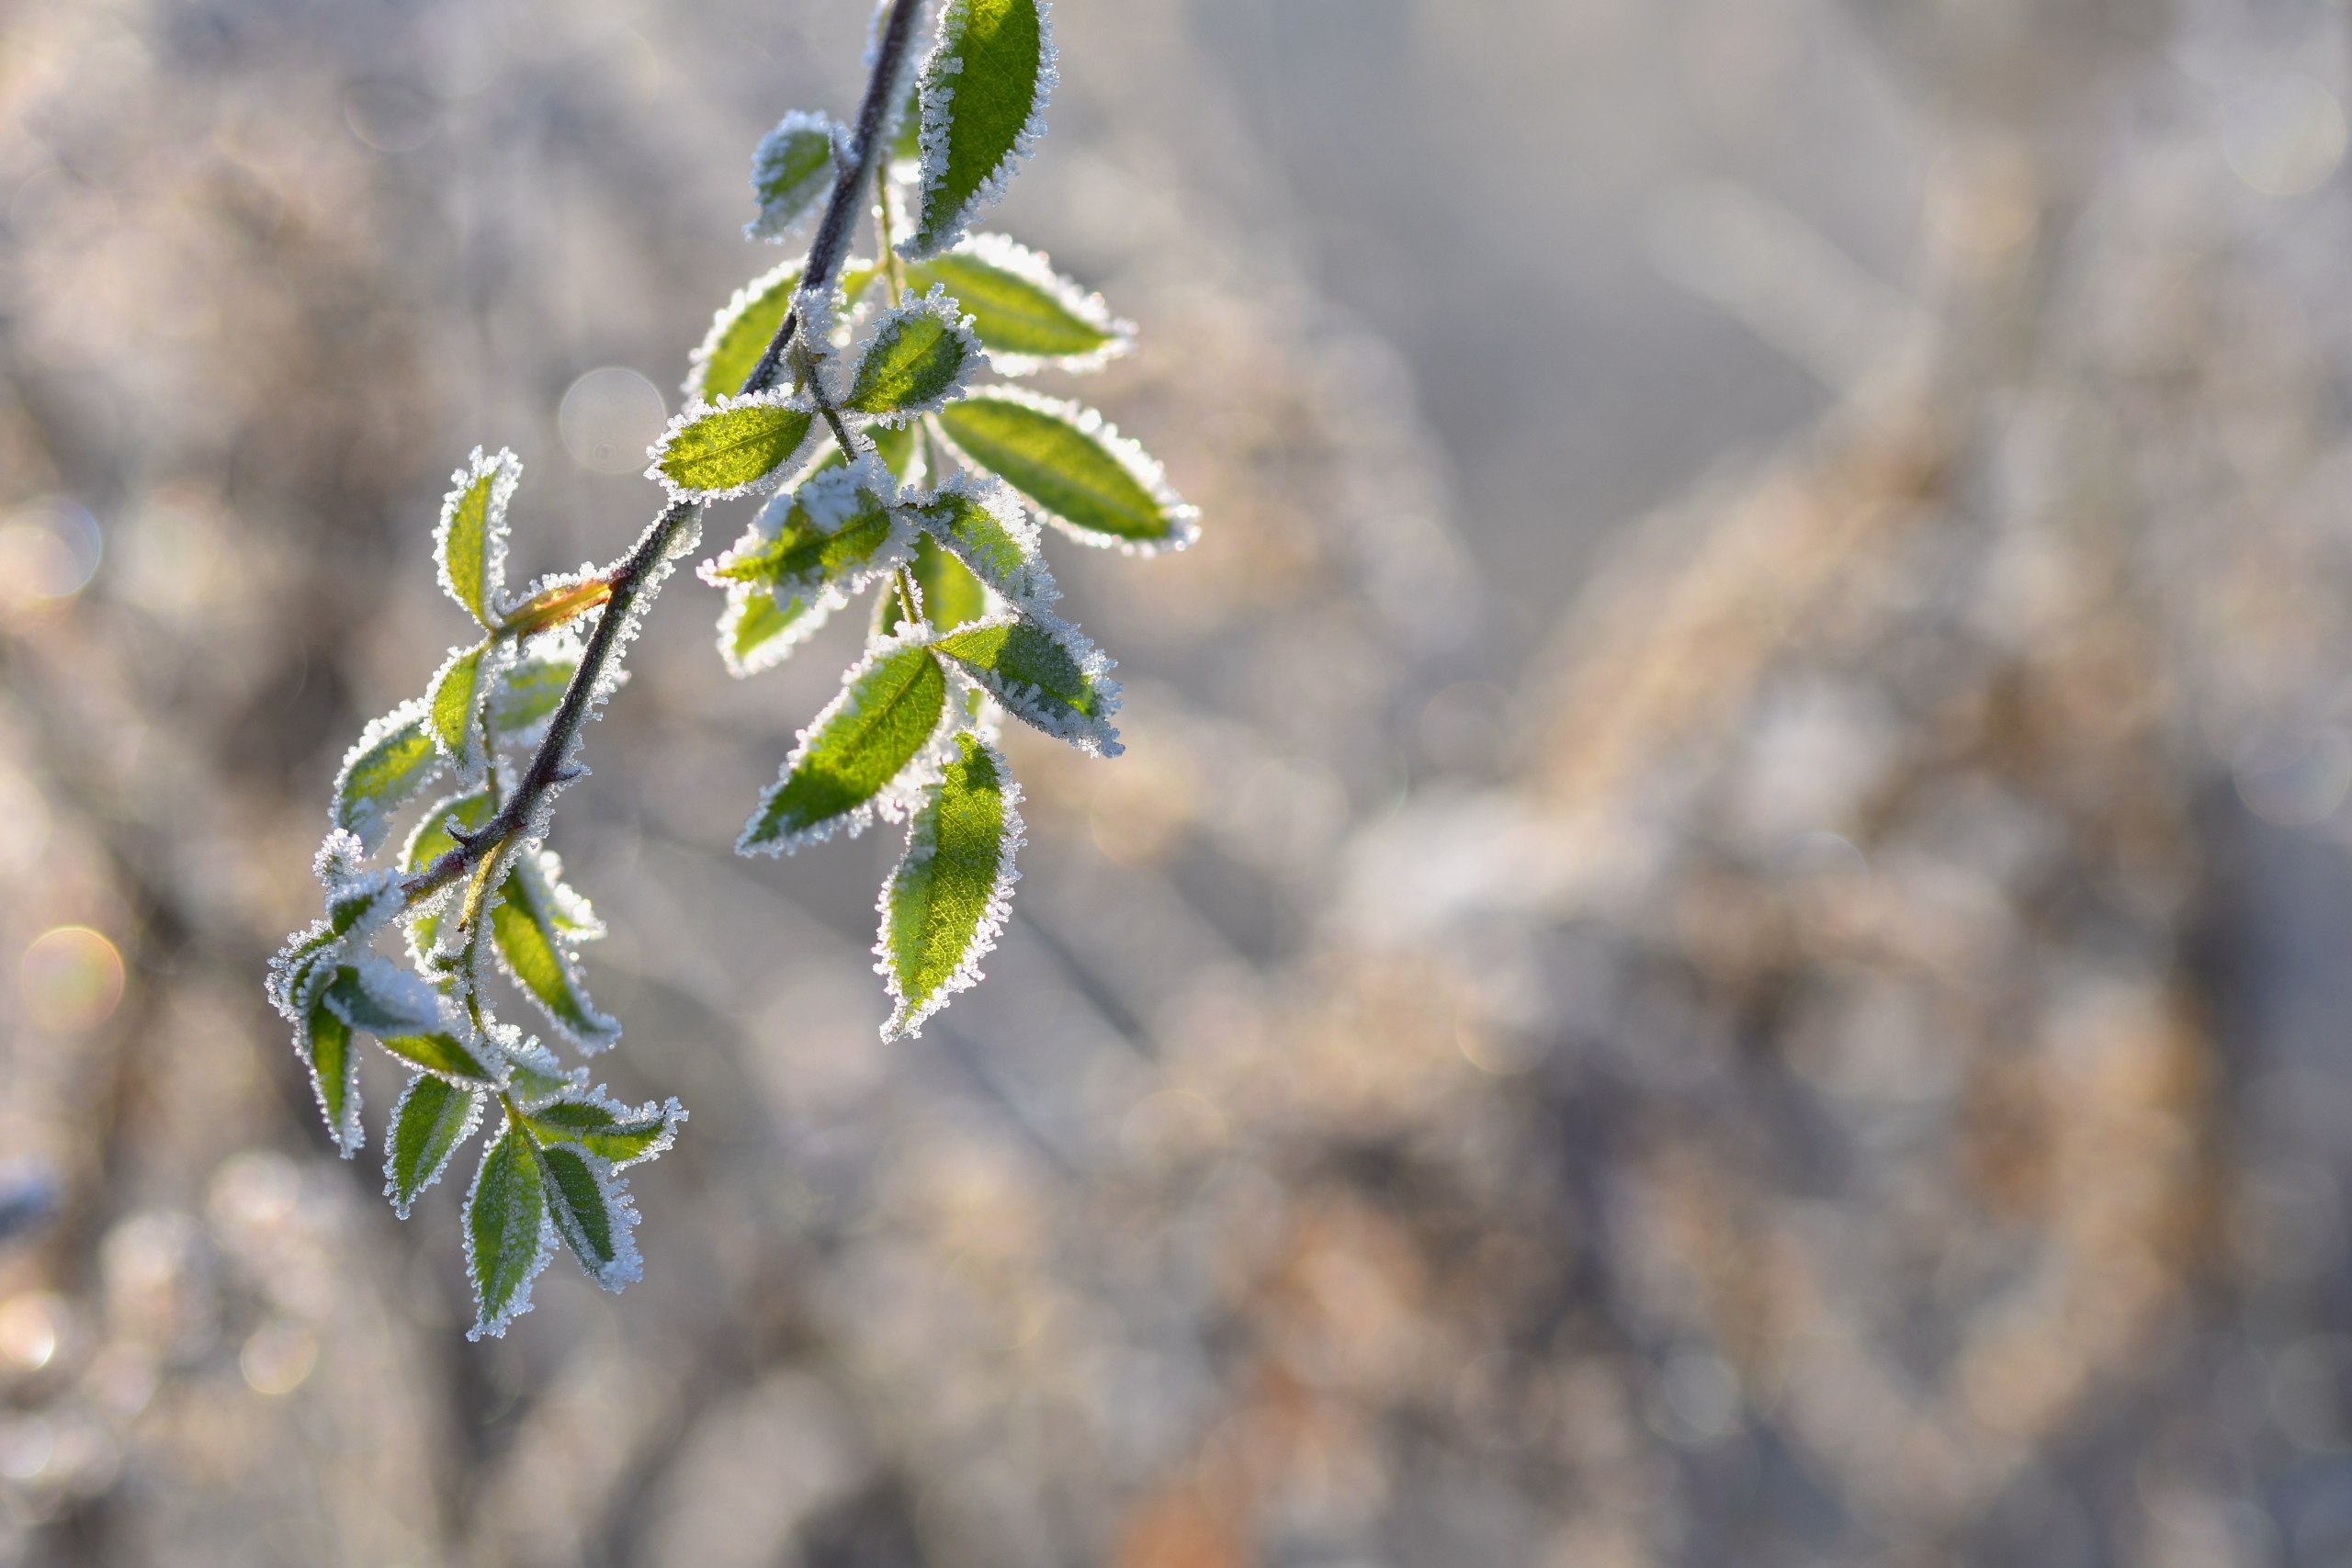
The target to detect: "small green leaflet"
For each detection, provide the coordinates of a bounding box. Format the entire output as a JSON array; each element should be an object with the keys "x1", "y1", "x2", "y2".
[
  {"x1": 688, "y1": 259, "x2": 802, "y2": 402},
  {"x1": 904, "y1": 0, "x2": 1056, "y2": 259},
  {"x1": 426, "y1": 641, "x2": 502, "y2": 778},
  {"x1": 489, "y1": 852, "x2": 619, "y2": 1054},
  {"x1": 518, "y1": 1093, "x2": 682, "y2": 1166},
  {"x1": 717, "y1": 583, "x2": 832, "y2": 678},
  {"x1": 379, "y1": 1029, "x2": 496, "y2": 1086},
  {"x1": 746, "y1": 111, "x2": 836, "y2": 242},
  {"x1": 534, "y1": 1142, "x2": 643, "y2": 1290},
  {"x1": 650, "y1": 390, "x2": 820, "y2": 499},
  {"x1": 933, "y1": 613, "x2": 1120, "y2": 755},
  {"x1": 304, "y1": 999, "x2": 361, "y2": 1156},
  {"x1": 435, "y1": 446, "x2": 518, "y2": 628},
  {"x1": 905, "y1": 235, "x2": 1127, "y2": 374},
  {"x1": 268, "y1": 858, "x2": 401, "y2": 1024},
  {"x1": 741, "y1": 638, "x2": 951, "y2": 853},
  {"x1": 385, "y1": 1074, "x2": 485, "y2": 1218},
  {"x1": 464, "y1": 1119, "x2": 552, "y2": 1339},
  {"x1": 321, "y1": 960, "x2": 442, "y2": 1039},
  {"x1": 401, "y1": 789, "x2": 493, "y2": 963},
  {"x1": 879, "y1": 533, "x2": 990, "y2": 637},
  {"x1": 489, "y1": 647, "x2": 578, "y2": 744},
  {"x1": 702, "y1": 460, "x2": 909, "y2": 601},
  {"x1": 842, "y1": 290, "x2": 983, "y2": 419},
  {"x1": 936, "y1": 389, "x2": 1196, "y2": 552},
  {"x1": 877, "y1": 733, "x2": 1023, "y2": 1039},
  {"x1": 333, "y1": 698, "x2": 445, "y2": 854},
  {"x1": 912, "y1": 473, "x2": 1053, "y2": 606}
]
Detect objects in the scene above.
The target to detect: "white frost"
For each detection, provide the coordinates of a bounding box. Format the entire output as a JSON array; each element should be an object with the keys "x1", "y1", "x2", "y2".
[
  {"x1": 900, "y1": 0, "x2": 1057, "y2": 261},
  {"x1": 875, "y1": 734, "x2": 1025, "y2": 1039}
]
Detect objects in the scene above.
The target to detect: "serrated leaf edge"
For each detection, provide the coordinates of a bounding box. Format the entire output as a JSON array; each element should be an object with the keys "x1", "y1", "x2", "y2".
[
  {"x1": 383, "y1": 1074, "x2": 487, "y2": 1219},
  {"x1": 331, "y1": 697, "x2": 445, "y2": 854},
  {"x1": 842, "y1": 286, "x2": 988, "y2": 422},
  {"x1": 745, "y1": 110, "x2": 840, "y2": 243},
  {"x1": 462, "y1": 1118, "x2": 556, "y2": 1341},
  {"x1": 435, "y1": 446, "x2": 520, "y2": 629},
  {"x1": 900, "y1": 0, "x2": 1058, "y2": 261},
  {"x1": 927, "y1": 231, "x2": 1131, "y2": 375},
  {"x1": 876, "y1": 735, "x2": 1025, "y2": 1039},
  {"x1": 646, "y1": 388, "x2": 824, "y2": 502},
  {"x1": 941, "y1": 385, "x2": 1199, "y2": 556},
  {"x1": 933, "y1": 607, "x2": 1122, "y2": 756}
]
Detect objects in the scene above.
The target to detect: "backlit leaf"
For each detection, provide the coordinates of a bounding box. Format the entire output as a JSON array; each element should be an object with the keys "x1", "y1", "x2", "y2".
[
  {"x1": 700, "y1": 456, "x2": 911, "y2": 604},
  {"x1": 741, "y1": 636, "x2": 951, "y2": 854},
  {"x1": 936, "y1": 389, "x2": 1196, "y2": 552},
  {"x1": 379, "y1": 1029, "x2": 496, "y2": 1086},
  {"x1": 933, "y1": 611, "x2": 1121, "y2": 754},
  {"x1": 332, "y1": 699, "x2": 445, "y2": 855},
  {"x1": 716, "y1": 582, "x2": 838, "y2": 678},
  {"x1": 910, "y1": 471, "x2": 1054, "y2": 607},
  {"x1": 842, "y1": 288, "x2": 983, "y2": 419},
  {"x1": 687, "y1": 258, "x2": 802, "y2": 403},
  {"x1": 302, "y1": 998, "x2": 361, "y2": 1156},
  {"x1": 876, "y1": 732, "x2": 1023, "y2": 1038},
  {"x1": 879, "y1": 531, "x2": 990, "y2": 637},
  {"x1": 533, "y1": 1141, "x2": 642, "y2": 1291},
  {"x1": 650, "y1": 390, "x2": 821, "y2": 499},
  {"x1": 426, "y1": 640, "x2": 502, "y2": 780},
  {"x1": 518, "y1": 1090, "x2": 684, "y2": 1168},
  {"x1": 321, "y1": 958, "x2": 443, "y2": 1041},
  {"x1": 904, "y1": 234, "x2": 1128, "y2": 374},
  {"x1": 746, "y1": 111, "x2": 837, "y2": 242},
  {"x1": 435, "y1": 446, "x2": 518, "y2": 628},
  {"x1": 903, "y1": 0, "x2": 1057, "y2": 259},
  {"x1": 385, "y1": 1074, "x2": 485, "y2": 1219},
  {"x1": 464, "y1": 1119, "x2": 552, "y2": 1339},
  {"x1": 489, "y1": 850, "x2": 619, "y2": 1054},
  {"x1": 488, "y1": 645, "x2": 579, "y2": 745}
]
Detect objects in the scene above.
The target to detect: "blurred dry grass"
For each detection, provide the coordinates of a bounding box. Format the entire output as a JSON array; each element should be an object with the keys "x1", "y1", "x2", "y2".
[{"x1": 6, "y1": 0, "x2": 2352, "y2": 1565}]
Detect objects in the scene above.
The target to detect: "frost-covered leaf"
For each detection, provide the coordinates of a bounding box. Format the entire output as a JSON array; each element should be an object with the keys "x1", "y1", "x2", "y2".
[
  {"x1": 436, "y1": 446, "x2": 519, "y2": 628},
  {"x1": 903, "y1": 0, "x2": 1056, "y2": 259},
  {"x1": 890, "y1": 78, "x2": 922, "y2": 162},
  {"x1": 533, "y1": 1141, "x2": 642, "y2": 1291},
  {"x1": 321, "y1": 957, "x2": 443, "y2": 1040},
  {"x1": 464, "y1": 1118, "x2": 552, "y2": 1340},
  {"x1": 489, "y1": 850, "x2": 619, "y2": 1054},
  {"x1": 426, "y1": 640, "x2": 503, "y2": 780},
  {"x1": 301, "y1": 998, "x2": 362, "y2": 1156},
  {"x1": 877, "y1": 732, "x2": 1023, "y2": 1038},
  {"x1": 933, "y1": 611, "x2": 1120, "y2": 754},
  {"x1": 880, "y1": 532, "x2": 990, "y2": 637},
  {"x1": 384, "y1": 1074, "x2": 485, "y2": 1219},
  {"x1": 487, "y1": 645, "x2": 579, "y2": 746},
  {"x1": 716, "y1": 582, "x2": 838, "y2": 678},
  {"x1": 700, "y1": 456, "x2": 911, "y2": 604},
  {"x1": 519, "y1": 1090, "x2": 684, "y2": 1167},
  {"x1": 649, "y1": 390, "x2": 821, "y2": 500},
  {"x1": 686, "y1": 258, "x2": 802, "y2": 403},
  {"x1": 746, "y1": 111, "x2": 837, "y2": 242},
  {"x1": 905, "y1": 234, "x2": 1128, "y2": 374},
  {"x1": 269, "y1": 845, "x2": 403, "y2": 1023},
  {"x1": 332, "y1": 699, "x2": 445, "y2": 855},
  {"x1": 936, "y1": 389, "x2": 1195, "y2": 552},
  {"x1": 379, "y1": 1029, "x2": 496, "y2": 1085},
  {"x1": 401, "y1": 788, "x2": 492, "y2": 963},
  {"x1": 741, "y1": 636, "x2": 951, "y2": 854},
  {"x1": 842, "y1": 288, "x2": 984, "y2": 419},
  {"x1": 911, "y1": 471, "x2": 1053, "y2": 606}
]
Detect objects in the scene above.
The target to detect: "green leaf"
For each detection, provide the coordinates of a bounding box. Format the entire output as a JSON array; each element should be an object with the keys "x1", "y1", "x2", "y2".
[
  {"x1": 650, "y1": 390, "x2": 820, "y2": 499},
  {"x1": 379, "y1": 1029, "x2": 496, "y2": 1086},
  {"x1": 384, "y1": 1074, "x2": 485, "y2": 1219},
  {"x1": 426, "y1": 641, "x2": 499, "y2": 777},
  {"x1": 464, "y1": 1119, "x2": 551, "y2": 1339},
  {"x1": 716, "y1": 583, "x2": 831, "y2": 678},
  {"x1": 905, "y1": 235, "x2": 1127, "y2": 373},
  {"x1": 321, "y1": 960, "x2": 442, "y2": 1040},
  {"x1": 904, "y1": 0, "x2": 1055, "y2": 259},
  {"x1": 879, "y1": 732, "x2": 1023, "y2": 1038},
  {"x1": 518, "y1": 1093, "x2": 682, "y2": 1167},
  {"x1": 741, "y1": 639, "x2": 950, "y2": 853},
  {"x1": 502, "y1": 1039, "x2": 588, "y2": 1110},
  {"x1": 842, "y1": 291, "x2": 981, "y2": 418},
  {"x1": 701, "y1": 460, "x2": 908, "y2": 601},
  {"x1": 934, "y1": 613, "x2": 1121, "y2": 754},
  {"x1": 936, "y1": 389, "x2": 1195, "y2": 552},
  {"x1": 911, "y1": 474, "x2": 1053, "y2": 605},
  {"x1": 746, "y1": 111, "x2": 836, "y2": 242},
  {"x1": 533, "y1": 1142, "x2": 642, "y2": 1290},
  {"x1": 879, "y1": 532, "x2": 990, "y2": 637},
  {"x1": 269, "y1": 863, "x2": 402, "y2": 1025},
  {"x1": 488, "y1": 648, "x2": 577, "y2": 744},
  {"x1": 333, "y1": 699, "x2": 446, "y2": 855},
  {"x1": 401, "y1": 789, "x2": 493, "y2": 964},
  {"x1": 435, "y1": 446, "x2": 517, "y2": 628},
  {"x1": 890, "y1": 79, "x2": 922, "y2": 162},
  {"x1": 302, "y1": 998, "x2": 362, "y2": 1156},
  {"x1": 489, "y1": 851, "x2": 619, "y2": 1053},
  {"x1": 688, "y1": 258, "x2": 802, "y2": 403}
]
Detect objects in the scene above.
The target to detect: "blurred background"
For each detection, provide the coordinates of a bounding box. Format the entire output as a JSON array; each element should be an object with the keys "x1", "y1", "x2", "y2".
[{"x1": 6, "y1": 0, "x2": 2352, "y2": 1562}]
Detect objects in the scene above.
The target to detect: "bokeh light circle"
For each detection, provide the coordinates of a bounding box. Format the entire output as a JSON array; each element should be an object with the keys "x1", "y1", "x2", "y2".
[{"x1": 20, "y1": 927, "x2": 125, "y2": 1032}]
